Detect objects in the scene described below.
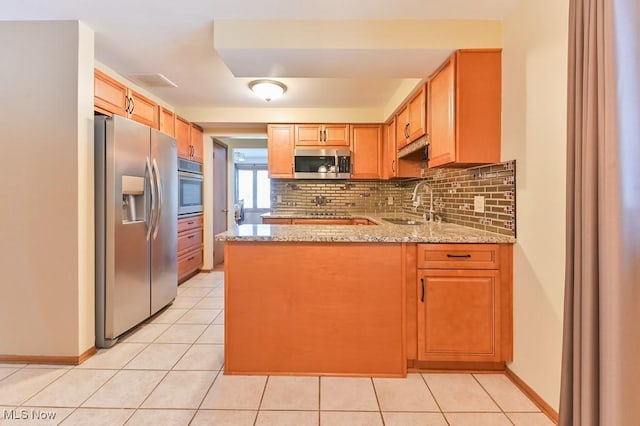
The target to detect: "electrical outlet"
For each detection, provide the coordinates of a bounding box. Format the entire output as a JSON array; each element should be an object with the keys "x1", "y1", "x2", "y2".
[
  {"x1": 387, "y1": 196, "x2": 394, "y2": 205},
  {"x1": 474, "y1": 195, "x2": 485, "y2": 213}
]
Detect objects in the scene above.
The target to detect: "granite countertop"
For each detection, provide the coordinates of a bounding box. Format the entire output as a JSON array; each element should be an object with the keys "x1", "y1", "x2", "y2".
[{"x1": 215, "y1": 212, "x2": 516, "y2": 244}]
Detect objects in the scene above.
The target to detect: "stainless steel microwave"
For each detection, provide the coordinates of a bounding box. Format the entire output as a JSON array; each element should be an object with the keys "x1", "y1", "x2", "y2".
[
  {"x1": 294, "y1": 148, "x2": 351, "y2": 179},
  {"x1": 178, "y1": 159, "x2": 203, "y2": 215}
]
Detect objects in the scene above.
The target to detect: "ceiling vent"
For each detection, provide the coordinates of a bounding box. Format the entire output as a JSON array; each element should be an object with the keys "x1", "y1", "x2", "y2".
[{"x1": 127, "y1": 73, "x2": 178, "y2": 88}]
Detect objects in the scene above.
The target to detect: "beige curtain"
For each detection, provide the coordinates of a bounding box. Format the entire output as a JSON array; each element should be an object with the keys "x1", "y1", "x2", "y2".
[{"x1": 560, "y1": 0, "x2": 640, "y2": 425}]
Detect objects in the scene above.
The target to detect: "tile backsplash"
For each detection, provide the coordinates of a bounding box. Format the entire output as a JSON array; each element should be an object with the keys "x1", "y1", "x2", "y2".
[
  {"x1": 270, "y1": 180, "x2": 406, "y2": 215},
  {"x1": 270, "y1": 160, "x2": 516, "y2": 236}
]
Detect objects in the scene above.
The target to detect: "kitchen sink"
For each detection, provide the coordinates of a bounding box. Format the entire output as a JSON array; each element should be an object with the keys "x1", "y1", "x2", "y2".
[{"x1": 382, "y1": 218, "x2": 423, "y2": 225}]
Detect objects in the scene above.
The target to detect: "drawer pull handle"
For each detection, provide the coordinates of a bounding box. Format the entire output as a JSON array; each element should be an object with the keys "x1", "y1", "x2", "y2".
[
  {"x1": 187, "y1": 221, "x2": 195, "y2": 225},
  {"x1": 447, "y1": 254, "x2": 472, "y2": 258},
  {"x1": 187, "y1": 256, "x2": 195, "y2": 261},
  {"x1": 420, "y1": 278, "x2": 425, "y2": 303},
  {"x1": 188, "y1": 235, "x2": 195, "y2": 239}
]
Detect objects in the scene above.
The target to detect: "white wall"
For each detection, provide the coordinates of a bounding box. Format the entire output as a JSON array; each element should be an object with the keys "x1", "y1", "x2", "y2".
[
  {"x1": 502, "y1": 0, "x2": 569, "y2": 411},
  {"x1": 0, "y1": 21, "x2": 95, "y2": 357}
]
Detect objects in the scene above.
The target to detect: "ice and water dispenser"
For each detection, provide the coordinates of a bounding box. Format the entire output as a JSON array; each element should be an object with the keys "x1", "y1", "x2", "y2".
[{"x1": 122, "y1": 175, "x2": 146, "y2": 223}]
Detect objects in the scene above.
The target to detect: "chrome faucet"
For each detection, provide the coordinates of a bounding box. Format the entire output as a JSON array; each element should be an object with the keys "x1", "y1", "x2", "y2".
[{"x1": 411, "y1": 181, "x2": 435, "y2": 222}]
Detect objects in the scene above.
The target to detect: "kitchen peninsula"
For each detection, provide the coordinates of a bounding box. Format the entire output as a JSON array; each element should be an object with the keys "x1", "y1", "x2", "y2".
[{"x1": 216, "y1": 215, "x2": 514, "y2": 377}]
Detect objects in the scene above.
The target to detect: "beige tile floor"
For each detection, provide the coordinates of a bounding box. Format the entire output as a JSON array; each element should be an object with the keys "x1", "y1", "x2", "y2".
[{"x1": 0, "y1": 271, "x2": 555, "y2": 425}]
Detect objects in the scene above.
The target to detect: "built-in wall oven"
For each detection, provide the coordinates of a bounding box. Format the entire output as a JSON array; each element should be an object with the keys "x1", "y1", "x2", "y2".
[{"x1": 178, "y1": 158, "x2": 203, "y2": 216}]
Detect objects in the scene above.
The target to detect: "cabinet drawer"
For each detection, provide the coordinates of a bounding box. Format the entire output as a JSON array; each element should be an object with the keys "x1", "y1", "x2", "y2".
[
  {"x1": 178, "y1": 248, "x2": 203, "y2": 279},
  {"x1": 352, "y1": 218, "x2": 373, "y2": 225},
  {"x1": 178, "y1": 215, "x2": 203, "y2": 233},
  {"x1": 178, "y1": 228, "x2": 202, "y2": 254},
  {"x1": 291, "y1": 218, "x2": 352, "y2": 225},
  {"x1": 417, "y1": 244, "x2": 499, "y2": 269},
  {"x1": 262, "y1": 217, "x2": 292, "y2": 224}
]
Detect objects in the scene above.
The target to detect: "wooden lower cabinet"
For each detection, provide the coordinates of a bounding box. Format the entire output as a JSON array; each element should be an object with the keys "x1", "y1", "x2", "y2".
[
  {"x1": 178, "y1": 215, "x2": 203, "y2": 282},
  {"x1": 417, "y1": 269, "x2": 501, "y2": 361},
  {"x1": 224, "y1": 241, "x2": 405, "y2": 376},
  {"x1": 413, "y1": 243, "x2": 513, "y2": 365}
]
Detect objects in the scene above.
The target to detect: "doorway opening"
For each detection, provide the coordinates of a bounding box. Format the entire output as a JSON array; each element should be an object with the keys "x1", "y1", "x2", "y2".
[{"x1": 233, "y1": 148, "x2": 270, "y2": 225}]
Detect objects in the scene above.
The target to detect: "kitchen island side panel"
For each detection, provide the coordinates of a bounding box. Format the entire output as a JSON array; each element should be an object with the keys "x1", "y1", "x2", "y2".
[{"x1": 224, "y1": 241, "x2": 406, "y2": 376}]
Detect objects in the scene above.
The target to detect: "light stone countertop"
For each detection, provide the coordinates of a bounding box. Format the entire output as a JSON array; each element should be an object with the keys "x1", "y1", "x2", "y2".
[{"x1": 215, "y1": 212, "x2": 516, "y2": 244}]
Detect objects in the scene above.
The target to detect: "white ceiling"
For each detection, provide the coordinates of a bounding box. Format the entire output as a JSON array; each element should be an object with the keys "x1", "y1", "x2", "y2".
[{"x1": 2, "y1": 0, "x2": 521, "y2": 128}]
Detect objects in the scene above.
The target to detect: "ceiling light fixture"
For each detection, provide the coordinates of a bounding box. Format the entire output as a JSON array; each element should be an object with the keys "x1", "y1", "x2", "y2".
[{"x1": 249, "y1": 79, "x2": 287, "y2": 102}]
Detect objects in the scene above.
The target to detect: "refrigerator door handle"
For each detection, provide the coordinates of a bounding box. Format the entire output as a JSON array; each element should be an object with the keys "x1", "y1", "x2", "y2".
[
  {"x1": 145, "y1": 156, "x2": 156, "y2": 241},
  {"x1": 152, "y1": 158, "x2": 163, "y2": 240}
]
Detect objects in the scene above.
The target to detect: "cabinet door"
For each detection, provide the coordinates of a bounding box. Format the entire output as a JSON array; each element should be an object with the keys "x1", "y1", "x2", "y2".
[
  {"x1": 323, "y1": 124, "x2": 350, "y2": 146},
  {"x1": 94, "y1": 69, "x2": 128, "y2": 117},
  {"x1": 396, "y1": 106, "x2": 409, "y2": 149},
  {"x1": 350, "y1": 125, "x2": 382, "y2": 179},
  {"x1": 428, "y1": 57, "x2": 456, "y2": 167},
  {"x1": 190, "y1": 124, "x2": 204, "y2": 163},
  {"x1": 382, "y1": 119, "x2": 397, "y2": 179},
  {"x1": 408, "y1": 86, "x2": 426, "y2": 142},
  {"x1": 159, "y1": 106, "x2": 175, "y2": 137},
  {"x1": 128, "y1": 89, "x2": 158, "y2": 129},
  {"x1": 417, "y1": 269, "x2": 500, "y2": 362},
  {"x1": 455, "y1": 49, "x2": 502, "y2": 165},
  {"x1": 295, "y1": 124, "x2": 322, "y2": 146},
  {"x1": 175, "y1": 116, "x2": 192, "y2": 160},
  {"x1": 267, "y1": 124, "x2": 295, "y2": 178}
]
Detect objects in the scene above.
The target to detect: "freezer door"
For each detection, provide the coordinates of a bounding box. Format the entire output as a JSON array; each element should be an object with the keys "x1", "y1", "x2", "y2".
[
  {"x1": 105, "y1": 116, "x2": 152, "y2": 339},
  {"x1": 150, "y1": 129, "x2": 178, "y2": 314}
]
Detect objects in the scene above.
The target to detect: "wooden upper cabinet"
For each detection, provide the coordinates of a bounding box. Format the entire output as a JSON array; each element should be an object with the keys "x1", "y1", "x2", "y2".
[
  {"x1": 268, "y1": 124, "x2": 295, "y2": 178},
  {"x1": 93, "y1": 69, "x2": 159, "y2": 129},
  {"x1": 428, "y1": 58, "x2": 456, "y2": 167},
  {"x1": 428, "y1": 49, "x2": 502, "y2": 168},
  {"x1": 128, "y1": 89, "x2": 158, "y2": 129},
  {"x1": 382, "y1": 118, "x2": 397, "y2": 179},
  {"x1": 294, "y1": 124, "x2": 349, "y2": 147},
  {"x1": 396, "y1": 85, "x2": 426, "y2": 149},
  {"x1": 159, "y1": 106, "x2": 175, "y2": 137},
  {"x1": 351, "y1": 124, "x2": 382, "y2": 179},
  {"x1": 94, "y1": 69, "x2": 128, "y2": 117},
  {"x1": 295, "y1": 124, "x2": 322, "y2": 146},
  {"x1": 395, "y1": 106, "x2": 410, "y2": 150},
  {"x1": 408, "y1": 86, "x2": 427, "y2": 141},
  {"x1": 176, "y1": 116, "x2": 192, "y2": 160},
  {"x1": 190, "y1": 124, "x2": 204, "y2": 163},
  {"x1": 323, "y1": 124, "x2": 350, "y2": 146}
]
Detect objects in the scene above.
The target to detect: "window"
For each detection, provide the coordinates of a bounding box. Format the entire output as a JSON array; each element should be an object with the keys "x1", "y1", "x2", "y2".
[{"x1": 235, "y1": 164, "x2": 270, "y2": 209}]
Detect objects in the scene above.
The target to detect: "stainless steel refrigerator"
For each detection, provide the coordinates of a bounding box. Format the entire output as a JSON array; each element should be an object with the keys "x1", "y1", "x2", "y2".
[{"x1": 95, "y1": 115, "x2": 177, "y2": 348}]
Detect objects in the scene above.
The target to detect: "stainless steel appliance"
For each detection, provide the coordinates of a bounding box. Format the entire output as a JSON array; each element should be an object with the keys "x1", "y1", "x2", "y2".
[
  {"x1": 178, "y1": 158, "x2": 203, "y2": 215},
  {"x1": 95, "y1": 115, "x2": 178, "y2": 348},
  {"x1": 294, "y1": 148, "x2": 351, "y2": 179}
]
